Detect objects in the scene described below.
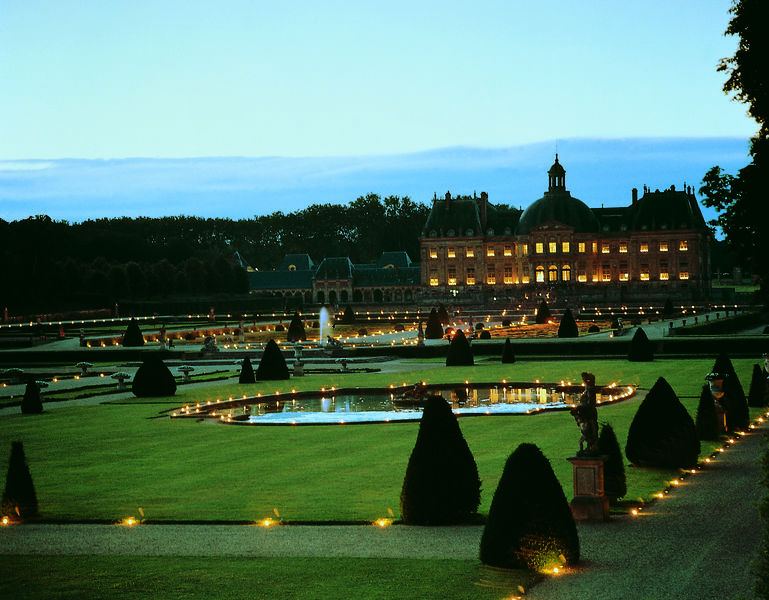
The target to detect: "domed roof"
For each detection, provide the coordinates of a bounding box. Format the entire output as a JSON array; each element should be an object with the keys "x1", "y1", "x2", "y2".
[{"x1": 515, "y1": 156, "x2": 600, "y2": 235}]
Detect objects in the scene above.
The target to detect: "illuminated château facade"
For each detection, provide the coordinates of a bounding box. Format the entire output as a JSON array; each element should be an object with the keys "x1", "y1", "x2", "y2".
[{"x1": 420, "y1": 156, "x2": 711, "y2": 304}]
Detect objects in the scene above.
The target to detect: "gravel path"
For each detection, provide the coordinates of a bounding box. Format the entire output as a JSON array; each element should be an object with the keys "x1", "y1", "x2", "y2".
[{"x1": 2, "y1": 422, "x2": 765, "y2": 600}]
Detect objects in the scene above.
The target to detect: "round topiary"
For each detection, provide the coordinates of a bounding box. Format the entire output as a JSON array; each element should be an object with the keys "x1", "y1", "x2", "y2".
[
  {"x1": 2, "y1": 441, "x2": 38, "y2": 519},
  {"x1": 286, "y1": 312, "x2": 307, "y2": 343},
  {"x1": 558, "y1": 308, "x2": 579, "y2": 338},
  {"x1": 479, "y1": 443, "x2": 579, "y2": 571},
  {"x1": 132, "y1": 356, "x2": 177, "y2": 397},
  {"x1": 501, "y1": 338, "x2": 516, "y2": 364},
  {"x1": 446, "y1": 329, "x2": 474, "y2": 367},
  {"x1": 587, "y1": 325, "x2": 600, "y2": 333},
  {"x1": 695, "y1": 383, "x2": 721, "y2": 441},
  {"x1": 598, "y1": 423, "x2": 626, "y2": 504},
  {"x1": 625, "y1": 377, "x2": 700, "y2": 469},
  {"x1": 122, "y1": 318, "x2": 145, "y2": 347},
  {"x1": 256, "y1": 339, "x2": 290, "y2": 380},
  {"x1": 239, "y1": 355, "x2": 256, "y2": 384},
  {"x1": 400, "y1": 395, "x2": 481, "y2": 525},
  {"x1": 20, "y1": 378, "x2": 43, "y2": 414},
  {"x1": 424, "y1": 308, "x2": 444, "y2": 340},
  {"x1": 628, "y1": 327, "x2": 654, "y2": 362}
]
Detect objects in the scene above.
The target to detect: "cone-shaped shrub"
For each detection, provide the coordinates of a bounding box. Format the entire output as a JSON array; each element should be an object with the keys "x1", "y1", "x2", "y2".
[
  {"x1": 557, "y1": 308, "x2": 579, "y2": 338},
  {"x1": 437, "y1": 304, "x2": 450, "y2": 325},
  {"x1": 446, "y1": 329, "x2": 474, "y2": 366},
  {"x1": 695, "y1": 384, "x2": 721, "y2": 441},
  {"x1": 749, "y1": 363, "x2": 768, "y2": 407},
  {"x1": 479, "y1": 330, "x2": 491, "y2": 340},
  {"x1": 663, "y1": 298, "x2": 675, "y2": 316},
  {"x1": 256, "y1": 339, "x2": 290, "y2": 380},
  {"x1": 286, "y1": 312, "x2": 306, "y2": 342},
  {"x1": 122, "y1": 318, "x2": 145, "y2": 347},
  {"x1": 132, "y1": 356, "x2": 177, "y2": 397},
  {"x1": 535, "y1": 300, "x2": 551, "y2": 324},
  {"x1": 400, "y1": 395, "x2": 481, "y2": 525},
  {"x1": 2, "y1": 441, "x2": 38, "y2": 519},
  {"x1": 625, "y1": 377, "x2": 700, "y2": 469},
  {"x1": 628, "y1": 327, "x2": 654, "y2": 362},
  {"x1": 21, "y1": 378, "x2": 43, "y2": 414},
  {"x1": 598, "y1": 423, "x2": 626, "y2": 504},
  {"x1": 341, "y1": 305, "x2": 356, "y2": 324},
  {"x1": 479, "y1": 443, "x2": 579, "y2": 570},
  {"x1": 501, "y1": 338, "x2": 516, "y2": 364},
  {"x1": 712, "y1": 353, "x2": 750, "y2": 431},
  {"x1": 424, "y1": 308, "x2": 444, "y2": 339},
  {"x1": 239, "y1": 356, "x2": 256, "y2": 384}
]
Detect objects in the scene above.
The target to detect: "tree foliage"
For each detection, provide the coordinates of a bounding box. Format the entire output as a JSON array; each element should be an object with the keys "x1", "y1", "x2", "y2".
[
  {"x1": 132, "y1": 356, "x2": 177, "y2": 397},
  {"x1": 256, "y1": 339, "x2": 290, "y2": 381},
  {"x1": 557, "y1": 308, "x2": 579, "y2": 338},
  {"x1": 286, "y1": 312, "x2": 307, "y2": 343},
  {"x1": 598, "y1": 423, "x2": 627, "y2": 504},
  {"x1": 239, "y1": 356, "x2": 256, "y2": 384},
  {"x1": 628, "y1": 327, "x2": 654, "y2": 362},
  {"x1": 400, "y1": 395, "x2": 481, "y2": 525},
  {"x1": 2, "y1": 441, "x2": 38, "y2": 519},
  {"x1": 445, "y1": 329, "x2": 474, "y2": 367},
  {"x1": 535, "y1": 300, "x2": 551, "y2": 325},
  {"x1": 21, "y1": 379, "x2": 43, "y2": 415},
  {"x1": 501, "y1": 338, "x2": 516, "y2": 364},
  {"x1": 424, "y1": 308, "x2": 444, "y2": 340},
  {"x1": 696, "y1": 383, "x2": 722, "y2": 441}
]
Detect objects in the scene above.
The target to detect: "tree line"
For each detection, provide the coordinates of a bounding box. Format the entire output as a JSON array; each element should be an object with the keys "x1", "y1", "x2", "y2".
[{"x1": 0, "y1": 194, "x2": 430, "y2": 314}]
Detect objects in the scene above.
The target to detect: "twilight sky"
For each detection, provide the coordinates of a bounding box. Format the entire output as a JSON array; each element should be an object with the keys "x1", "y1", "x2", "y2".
[{"x1": 0, "y1": 0, "x2": 758, "y2": 223}]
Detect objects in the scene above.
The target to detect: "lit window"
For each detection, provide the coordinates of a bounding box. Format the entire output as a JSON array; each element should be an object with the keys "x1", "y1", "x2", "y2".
[
  {"x1": 466, "y1": 247, "x2": 475, "y2": 258},
  {"x1": 548, "y1": 266, "x2": 558, "y2": 282},
  {"x1": 640, "y1": 264, "x2": 650, "y2": 281},
  {"x1": 619, "y1": 263, "x2": 629, "y2": 281},
  {"x1": 640, "y1": 242, "x2": 649, "y2": 253},
  {"x1": 521, "y1": 275, "x2": 530, "y2": 284},
  {"x1": 504, "y1": 266, "x2": 513, "y2": 284},
  {"x1": 592, "y1": 242, "x2": 598, "y2": 253},
  {"x1": 660, "y1": 262, "x2": 669, "y2": 280},
  {"x1": 466, "y1": 268, "x2": 475, "y2": 285},
  {"x1": 448, "y1": 268, "x2": 457, "y2": 286},
  {"x1": 562, "y1": 265, "x2": 571, "y2": 281},
  {"x1": 562, "y1": 242, "x2": 570, "y2": 253},
  {"x1": 602, "y1": 264, "x2": 611, "y2": 282},
  {"x1": 504, "y1": 245, "x2": 512, "y2": 257},
  {"x1": 447, "y1": 248, "x2": 455, "y2": 258},
  {"x1": 536, "y1": 242, "x2": 544, "y2": 254},
  {"x1": 602, "y1": 243, "x2": 610, "y2": 254},
  {"x1": 578, "y1": 242, "x2": 586, "y2": 253},
  {"x1": 487, "y1": 247, "x2": 495, "y2": 257},
  {"x1": 429, "y1": 271, "x2": 439, "y2": 286},
  {"x1": 486, "y1": 267, "x2": 496, "y2": 285},
  {"x1": 679, "y1": 240, "x2": 688, "y2": 251},
  {"x1": 521, "y1": 244, "x2": 529, "y2": 256},
  {"x1": 429, "y1": 248, "x2": 437, "y2": 259},
  {"x1": 535, "y1": 266, "x2": 545, "y2": 282},
  {"x1": 577, "y1": 271, "x2": 587, "y2": 282},
  {"x1": 680, "y1": 262, "x2": 689, "y2": 280},
  {"x1": 660, "y1": 242, "x2": 669, "y2": 252},
  {"x1": 549, "y1": 242, "x2": 557, "y2": 253},
  {"x1": 619, "y1": 242, "x2": 628, "y2": 254}
]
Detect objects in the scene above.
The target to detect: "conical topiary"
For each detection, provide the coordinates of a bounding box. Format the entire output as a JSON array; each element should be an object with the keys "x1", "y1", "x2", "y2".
[
  {"x1": 662, "y1": 298, "x2": 675, "y2": 316},
  {"x1": 598, "y1": 423, "x2": 626, "y2": 504},
  {"x1": 400, "y1": 395, "x2": 481, "y2": 525},
  {"x1": 424, "y1": 308, "x2": 444, "y2": 339},
  {"x1": 557, "y1": 308, "x2": 579, "y2": 338},
  {"x1": 501, "y1": 338, "x2": 516, "y2": 364},
  {"x1": 20, "y1": 378, "x2": 43, "y2": 414},
  {"x1": 132, "y1": 356, "x2": 177, "y2": 397},
  {"x1": 122, "y1": 318, "x2": 145, "y2": 347},
  {"x1": 712, "y1": 352, "x2": 750, "y2": 431},
  {"x1": 479, "y1": 443, "x2": 579, "y2": 571},
  {"x1": 625, "y1": 377, "x2": 700, "y2": 469},
  {"x1": 341, "y1": 305, "x2": 356, "y2": 324},
  {"x1": 437, "y1": 304, "x2": 450, "y2": 325},
  {"x1": 628, "y1": 327, "x2": 654, "y2": 362},
  {"x1": 2, "y1": 441, "x2": 38, "y2": 519},
  {"x1": 286, "y1": 312, "x2": 306, "y2": 343},
  {"x1": 749, "y1": 363, "x2": 768, "y2": 407},
  {"x1": 695, "y1": 383, "x2": 721, "y2": 441},
  {"x1": 256, "y1": 339, "x2": 290, "y2": 380},
  {"x1": 446, "y1": 329, "x2": 474, "y2": 367},
  {"x1": 535, "y1": 300, "x2": 551, "y2": 325},
  {"x1": 239, "y1": 355, "x2": 256, "y2": 384}
]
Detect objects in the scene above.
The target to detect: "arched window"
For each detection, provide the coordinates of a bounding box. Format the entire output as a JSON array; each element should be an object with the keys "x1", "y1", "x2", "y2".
[
  {"x1": 548, "y1": 266, "x2": 558, "y2": 282},
  {"x1": 561, "y1": 265, "x2": 571, "y2": 281},
  {"x1": 535, "y1": 266, "x2": 545, "y2": 283}
]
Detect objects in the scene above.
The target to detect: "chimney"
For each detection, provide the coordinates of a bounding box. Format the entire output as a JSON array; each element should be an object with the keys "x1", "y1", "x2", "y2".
[
  {"x1": 445, "y1": 191, "x2": 452, "y2": 211},
  {"x1": 632, "y1": 188, "x2": 638, "y2": 205},
  {"x1": 480, "y1": 192, "x2": 488, "y2": 231}
]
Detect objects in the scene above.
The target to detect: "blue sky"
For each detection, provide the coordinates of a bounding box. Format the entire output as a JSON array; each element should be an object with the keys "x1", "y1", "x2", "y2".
[{"x1": 0, "y1": 1, "x2": 758, "y2": 223}]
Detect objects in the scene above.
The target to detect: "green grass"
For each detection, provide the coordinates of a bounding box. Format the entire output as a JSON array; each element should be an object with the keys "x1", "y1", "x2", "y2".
[{"x1": 0, "y1": 556, "x2": 537, "y2": 600}]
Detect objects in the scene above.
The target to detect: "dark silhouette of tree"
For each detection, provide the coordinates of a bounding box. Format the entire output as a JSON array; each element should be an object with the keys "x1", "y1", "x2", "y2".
[
  {"x1": 625, "y1": 377, "x2": 700, "y2": 469},
  {"x1": 696, "y1": 384, "x2": 722, "y2": 441},
  {"x1": 557, "y1": 308, "x2": 579, "y2": 338},
  {"x1": 122, "y1": 318, "x2": 145, "y2": 347},
  {"x1": 598, "y1": 423, "x2": 626, "y2": 504},
  {"x1": 400, "y1": 395, "x2": 481, "y2": 525},
  {"x1": 479, "y1": 443, "x2": 579, "y2": 571},
  {"x1": 437, "y1": 304, "x2": 450, "y2": 325},
  {"x1": 132, "y1": 356, "x2": 177, "y2": 397},
  {"x1": 711, "y1": 352, "x2": 750, "y2": 431},
  {"x1": 424, "y1": 308, "x2": 444, "y2": 339},
  {"x1": 21, "y1": 378, "x2": 43, "y2": 414},
  {"x1": 340, "y1": 305, "x2": 356, "y2": 324},
  {"x1": 256, "y1": 339, "x2": 290, "y2": 380},
  {"x1": 749, "y1": 363, "x2": 768, "y2": 407},
  {"x1": 535, "y1": 300, "x2": 551, "y2": 324},
  {"x1": 446, "y1": 329, "x2": 474, "y2": 366},
  {"x1": 662, "y1": 298, "x2": 675, "y2": 317},
  {"x1": 286, "y1": 312, "x2": 306, "y2": 342},
  {"x1": 239, "y1": 356, "x2": 256, "y2": 384},
  {"x1": 628, "y1": 327, "x2": 654, "y2": 362},
  {"x1": 501, "y1": 338, "x2": 516, "y2": 364},
  {"x1": 2, "y1": 441, "x2": 38, "y2": 519}
]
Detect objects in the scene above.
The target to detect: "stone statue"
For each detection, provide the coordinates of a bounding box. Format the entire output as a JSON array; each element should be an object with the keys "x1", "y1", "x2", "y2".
[{"x1": 571, "y1": 372, "x2": 599, "y2": 454}]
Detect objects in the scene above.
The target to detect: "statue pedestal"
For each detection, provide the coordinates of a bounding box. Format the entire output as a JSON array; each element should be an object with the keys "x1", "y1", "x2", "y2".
[
  {"x1": 293, "y1": 361, "x2": 304, "y2": 377},
  {"x1": 567, "y1": 454, "x2": 610, "y2": 522}
]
